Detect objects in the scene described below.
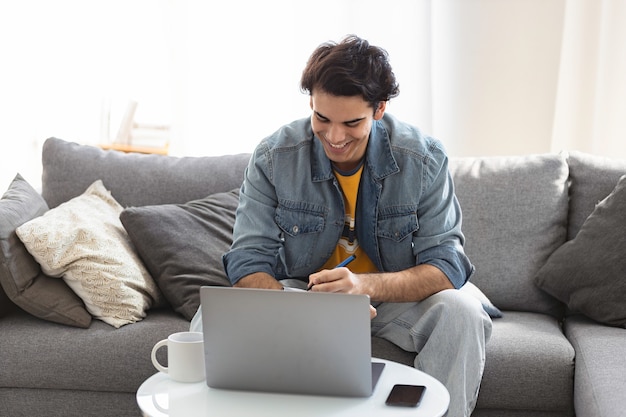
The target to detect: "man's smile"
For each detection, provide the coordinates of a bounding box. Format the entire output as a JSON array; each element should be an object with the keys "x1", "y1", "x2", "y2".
[{"x1": 327, "y1": 139, "x2": 353, "y2": 149}]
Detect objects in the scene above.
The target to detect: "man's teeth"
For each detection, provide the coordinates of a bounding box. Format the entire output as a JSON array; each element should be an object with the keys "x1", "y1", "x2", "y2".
[{"x1": 330, "y1": 142, "x2": 349, "y2": 149}]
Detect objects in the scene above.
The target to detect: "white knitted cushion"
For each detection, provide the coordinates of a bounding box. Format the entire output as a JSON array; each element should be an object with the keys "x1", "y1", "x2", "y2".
[{"x1": 17, "y1": 180, "x2": 163, "y2": 328}]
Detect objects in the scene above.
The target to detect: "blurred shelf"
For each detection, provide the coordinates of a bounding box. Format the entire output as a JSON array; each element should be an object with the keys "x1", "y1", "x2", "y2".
[{"x1": 99, "y1": 143, "x2": 169, "y2": 155}]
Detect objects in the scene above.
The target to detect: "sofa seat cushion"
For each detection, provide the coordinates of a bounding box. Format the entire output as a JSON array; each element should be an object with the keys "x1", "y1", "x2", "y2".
[
  {"x1": 478, "y1": 312, "x2": 574, "y2": 414},
  {"x1": 0, "y1": 388, "x2": 138, "y2": 417},
  {"x1": 450, "y1": 154, "x2": 569, "y2": 317},
  {"x1": 0, "y1": 309, "x2": 188, "y2": 393},
  {"x1": 374, "y1": 312, "x2": 575, "y2": 415},
  {"x1": 564, "y1": 314, "x2": 626, "y2": 417}
]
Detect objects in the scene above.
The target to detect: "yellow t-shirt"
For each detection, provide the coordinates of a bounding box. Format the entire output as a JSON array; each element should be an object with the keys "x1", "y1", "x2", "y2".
[{"x1": 319, "y1": 164, "x2": 378, "y2": 273}]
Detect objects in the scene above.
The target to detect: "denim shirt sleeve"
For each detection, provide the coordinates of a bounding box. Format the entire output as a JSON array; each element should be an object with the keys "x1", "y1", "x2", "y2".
[
  {"x1": 222, "y1": 141, "x2": 282, "y2": 285},
  {"x1": 412, "y1": 146, "x2": 474, "y2": 289}
]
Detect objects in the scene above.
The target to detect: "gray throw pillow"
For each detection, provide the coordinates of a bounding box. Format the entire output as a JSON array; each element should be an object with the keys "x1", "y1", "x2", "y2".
[
  {"x1": 0, "y1": 285, "x2": 15, "y2": 317},
  {"x1": 534, "y1": 175, "x2": 626, "y2": 328},
  {"x1": 0, "y1": 174, "x2": 92, "y2": 328},
  {"x1": 566, "y1": 151, "x2": 626, "y2": 240},
  {"x1": 120, "y1": 189, "x2": 239, "y2": 320}
]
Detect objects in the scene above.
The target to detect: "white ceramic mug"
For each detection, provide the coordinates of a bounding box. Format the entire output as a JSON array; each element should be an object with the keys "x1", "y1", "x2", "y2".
[{"x1": 151, "y1": 331, "x2": 205, "y2": 383}]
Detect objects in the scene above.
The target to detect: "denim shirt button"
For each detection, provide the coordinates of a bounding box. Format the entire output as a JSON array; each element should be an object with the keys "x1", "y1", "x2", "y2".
[{"x1": 292, "y1": 225, "x2": 299, "y2": 234}]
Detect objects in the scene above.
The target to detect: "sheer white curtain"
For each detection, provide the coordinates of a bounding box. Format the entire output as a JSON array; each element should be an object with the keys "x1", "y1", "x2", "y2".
[
  {"x1": 428, "y1": 0, "x2": 565, "y2": 157},
  {"x1": 428, "y1": 0, "x2": 626, "y2": 158},
  {"x1": 551, "y1": 0, "x2": 626, "y2": 157},
  {"x1": 2, "y1": 0, "x2": 626, "y2": 191}
]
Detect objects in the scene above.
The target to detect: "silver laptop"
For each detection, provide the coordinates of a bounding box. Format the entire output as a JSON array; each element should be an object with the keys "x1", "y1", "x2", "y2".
[{"x1": 200, "y1": 286, "x2": 384, "y2": 397}]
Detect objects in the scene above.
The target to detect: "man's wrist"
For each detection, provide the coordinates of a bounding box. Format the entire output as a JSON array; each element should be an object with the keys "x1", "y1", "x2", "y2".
[{"x1": 234, "y1": 272, "x2": 282, "y2": 290}]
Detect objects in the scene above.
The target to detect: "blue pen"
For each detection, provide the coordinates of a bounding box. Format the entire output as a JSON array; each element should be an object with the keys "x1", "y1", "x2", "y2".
[
  {"x1": 307, "y1": 255, "x2": 356, "y2": 291},
  {"x1": 334, "y1": 254, "x2": 357, "y2": 268}
]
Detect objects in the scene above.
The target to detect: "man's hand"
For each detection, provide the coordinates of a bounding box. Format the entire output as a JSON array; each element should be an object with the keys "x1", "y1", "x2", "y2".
[
  {"x1": 308, "y1": 268, "x2": 376, "y2": 319},
  {"x1": 310, "y1": 263, "x2": 454, "y2": 305},
  {"x1": 308, "y1": 267, "x2": 361, "y2": 294}
]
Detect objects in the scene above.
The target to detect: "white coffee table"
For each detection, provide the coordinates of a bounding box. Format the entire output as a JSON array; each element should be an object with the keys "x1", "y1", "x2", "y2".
[{"x1": 137, "y1": 358, "x2": 449, "y2": 417}]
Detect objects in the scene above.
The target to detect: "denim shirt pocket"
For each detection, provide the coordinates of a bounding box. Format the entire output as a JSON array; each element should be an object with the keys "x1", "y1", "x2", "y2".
[
  {"x1": 275, "y1": 200, "x2": 327, "y2": 275},
  {"x1": 376, "y1": 205, "x2": 419, "y2": 271}
]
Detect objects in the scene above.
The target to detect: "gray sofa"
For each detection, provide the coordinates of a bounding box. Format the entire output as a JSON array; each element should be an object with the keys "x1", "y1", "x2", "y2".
[{"x1": 1, "y1": 137, "x2": 625, "y2": 417}]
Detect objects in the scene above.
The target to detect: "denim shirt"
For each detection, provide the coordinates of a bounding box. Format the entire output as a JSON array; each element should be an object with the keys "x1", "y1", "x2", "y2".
[{"x1": 223, "y1": 113, "x2": 474, "y2": 289}]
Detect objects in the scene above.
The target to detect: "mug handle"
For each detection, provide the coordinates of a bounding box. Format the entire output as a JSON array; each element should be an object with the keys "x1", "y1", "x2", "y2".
[{"x1": 151, "y1": 339, "x2": 169, "y2": 374}]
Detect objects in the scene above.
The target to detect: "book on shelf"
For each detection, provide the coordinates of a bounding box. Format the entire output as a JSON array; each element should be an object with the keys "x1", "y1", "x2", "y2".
[
  {"x1": 102, "y1": 100, "x2": 171, "y2": 154},
  {"x1": 114, "y1": 100, "x2": 138, "y2": 145},
  {"x1": 130, "y1": 123, "x2": 170, "y2": 148}
]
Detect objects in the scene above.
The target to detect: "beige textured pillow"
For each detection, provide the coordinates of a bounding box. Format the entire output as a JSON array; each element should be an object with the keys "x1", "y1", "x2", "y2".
[{"x1": 17, "y1": 180, "x2": 163, "y2": 328}]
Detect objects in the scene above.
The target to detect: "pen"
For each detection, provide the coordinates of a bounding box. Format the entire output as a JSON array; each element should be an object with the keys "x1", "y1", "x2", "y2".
[
  {"x1": 334, "y1": 254, "x2": 357, "y2": 268},
  {"x1": 307, "y1": 255, "x2": 357, "y2": 291}
]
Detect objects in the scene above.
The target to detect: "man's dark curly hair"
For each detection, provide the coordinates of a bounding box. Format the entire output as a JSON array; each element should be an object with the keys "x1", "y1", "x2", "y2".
[{"x1": 300, "y1": 35, "x2": 400, "y2": 111}]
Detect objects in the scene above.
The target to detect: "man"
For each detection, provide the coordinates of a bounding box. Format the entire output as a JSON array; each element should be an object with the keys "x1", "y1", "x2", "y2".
[{"x1": 222, "y1": 35, "x2": 492, "y2": 416}]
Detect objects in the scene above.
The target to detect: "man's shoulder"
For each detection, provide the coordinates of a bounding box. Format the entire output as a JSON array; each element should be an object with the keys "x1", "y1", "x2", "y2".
[
  {"x1": 380, "y1": 114, "x2": 447, "y2": 163},
  {"x1": 260, "y1": 117, "x2": 313, "y2": 152}
]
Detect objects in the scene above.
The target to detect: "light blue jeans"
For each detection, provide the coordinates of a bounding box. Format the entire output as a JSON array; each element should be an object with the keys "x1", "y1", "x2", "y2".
[
  {"x1": 371, "y1": 289, "x2": 492, "y2": 417},
  {"x1": 190, "y1": 283, "x2": 492, "y2": 417}
]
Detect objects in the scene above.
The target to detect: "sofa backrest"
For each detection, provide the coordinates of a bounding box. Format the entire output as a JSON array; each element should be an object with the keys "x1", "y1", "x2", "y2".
[
  {"x1": 41, "y1": 139, "x2": 626, "y2": 318},
  {"x1": 449, "y1": 154, "x2": 569, "y2": 317},
  {"x1": 41, "y1": 138, "x2": 251, "y2": 209}
]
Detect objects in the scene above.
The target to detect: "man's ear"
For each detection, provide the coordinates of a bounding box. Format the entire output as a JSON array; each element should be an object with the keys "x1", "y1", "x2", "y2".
[{"x1": 374, "y1": 101, "x2": 387, "y2": 120}]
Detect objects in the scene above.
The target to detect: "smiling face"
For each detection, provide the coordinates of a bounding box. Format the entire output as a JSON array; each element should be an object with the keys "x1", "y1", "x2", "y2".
[{"x1": 310, "y1": 90, "x2": 386, "y2": 172}]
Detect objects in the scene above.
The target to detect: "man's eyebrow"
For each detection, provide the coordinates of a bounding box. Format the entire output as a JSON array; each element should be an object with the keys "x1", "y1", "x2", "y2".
[
  {"x1": 314, "y1": 111, "x2": 330, "y2": 121},
  {"x1": 314, "y1": 111, "x2": 365, "y2": 124}
]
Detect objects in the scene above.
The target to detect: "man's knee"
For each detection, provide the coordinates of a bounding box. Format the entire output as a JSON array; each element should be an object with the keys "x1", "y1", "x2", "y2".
[
  {"x1": 425, "y1": 289, "x2": 493, "y2": 338},
  {"x1": 432, "y1": 288, "x2": 482, "y2": 312}
]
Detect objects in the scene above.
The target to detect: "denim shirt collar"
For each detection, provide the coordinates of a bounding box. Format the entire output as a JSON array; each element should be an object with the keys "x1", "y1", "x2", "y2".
[
  {"x1": 365, "y1": 119, "x2": 400, "y2": 180},
  {"x1": 310, "y1": 117, "x2": 400, "y2": 182},
  {"x1": 310, "y1": 133, "x2": 333, "y2": 182}
]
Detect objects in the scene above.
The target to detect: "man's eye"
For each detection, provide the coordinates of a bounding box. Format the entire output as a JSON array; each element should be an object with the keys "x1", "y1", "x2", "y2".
[{"x1": 345, "y1": 122, "x2": 359, "y2": 128}]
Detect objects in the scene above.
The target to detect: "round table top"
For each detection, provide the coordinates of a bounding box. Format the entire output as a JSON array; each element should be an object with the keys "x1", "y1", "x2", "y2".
[{"x1": 137, "y1": 358, "x2": 449, "y2": 417}]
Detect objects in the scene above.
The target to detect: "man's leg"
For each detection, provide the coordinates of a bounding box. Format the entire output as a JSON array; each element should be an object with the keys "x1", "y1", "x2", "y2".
[{"x1": 371, "y1": 289, "x2": 492, "y2": 417}]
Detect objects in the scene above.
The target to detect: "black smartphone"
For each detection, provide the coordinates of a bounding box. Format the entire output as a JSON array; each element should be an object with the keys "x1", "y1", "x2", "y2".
[{"x1": 385, "y1": 384, "x2": 426, "y2": 407}]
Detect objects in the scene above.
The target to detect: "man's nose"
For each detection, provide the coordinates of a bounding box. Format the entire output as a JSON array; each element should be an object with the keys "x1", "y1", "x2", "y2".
[{"x1": 326, "y1": 124, "x2": 346, "y2": 142}]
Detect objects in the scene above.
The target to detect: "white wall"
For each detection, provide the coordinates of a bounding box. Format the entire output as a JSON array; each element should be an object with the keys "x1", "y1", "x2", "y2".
[
  {"x1": 0, "y1": 0, "x2": 429, "y2": 191},
  {"x1": 0, "y1": 0, "x2": 172, "y2": 191},
  {"x1": 3, "y1": 0, "x2": 623, "y2": 194}
]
